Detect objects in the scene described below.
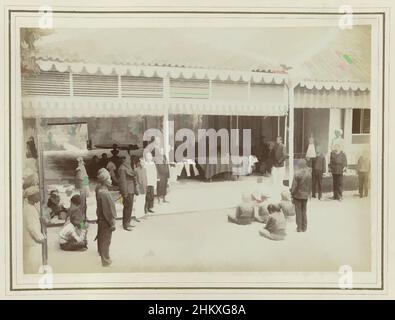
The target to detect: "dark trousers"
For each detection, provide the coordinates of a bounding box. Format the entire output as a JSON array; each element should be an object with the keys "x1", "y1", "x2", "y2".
[
  {"x1": 358, "y1": 172, "x2": 369, "y2": 197},
  {"x1": 294, "y1": 198, "x2": 308, "y2": 232},
  {"x1": 312, "y1": 169, "x2": 323, "y2": 198},
  {"x1": 122, "y1": 194, "x2": 134, "y2": 228},
  {"x1": 145, "y1": 186, "x2": 154, "y2": 211},
  {"x1": 97, "y1": 220, "x2": 112, "y2": 265},
  {"x1": 332, "y1": 173, "x2": 344, "y2": 199}
]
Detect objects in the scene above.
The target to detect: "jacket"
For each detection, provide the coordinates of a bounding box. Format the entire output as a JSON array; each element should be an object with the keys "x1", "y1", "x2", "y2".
[
  {"x1": 291, "y1": 167, "x2": 312, "y2": 200},
  {"x1": 135, "y1": 166, "x2": 148, "y2": 195},
  {"x1": 95, "y1": 185, "x2": 117, "y2": 228},
  {"x1": 145, "y1": 162, "x2": 158, "y2": 186},
  {"x1": 312, "y1": 154, "x2": 326, "y2": 172},
  {"x1": 75, "y1": 165, "x2": 89, "y2": 189},
  {"x1": 118, "y1": 163, "x2": 136, "y2": 196},
  {"x1": 273, "y1": 143, "x2": 287, "y2": 168},
  {"x1": 329, "y1": 151, "x2": 347, "y2": 174},
  {"x1": 357, "y1": 156, "x2": 370, "y2": 173}
]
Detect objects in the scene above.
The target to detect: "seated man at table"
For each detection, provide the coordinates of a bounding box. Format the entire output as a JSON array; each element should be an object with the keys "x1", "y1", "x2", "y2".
[{"x1": 59, "y1": 195, "x2": 88, "y2": 251}]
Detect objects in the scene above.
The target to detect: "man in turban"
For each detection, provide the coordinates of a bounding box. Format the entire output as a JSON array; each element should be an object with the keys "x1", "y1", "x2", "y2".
[
  {"x1": 23, "y1": 185, "x2": 45, "y2": 274},
  {"x1": 95, "y1": 168, "x2": 117, "y2": 267}
]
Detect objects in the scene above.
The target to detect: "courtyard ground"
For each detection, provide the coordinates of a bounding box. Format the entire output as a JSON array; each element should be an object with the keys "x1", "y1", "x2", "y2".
[{"x1": 45, "y1": 184, "x2": 371, "y2": 273}]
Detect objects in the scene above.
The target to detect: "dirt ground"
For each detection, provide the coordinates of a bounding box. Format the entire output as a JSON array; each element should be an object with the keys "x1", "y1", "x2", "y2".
[{"x1": 45, "y1": 191, "x2": 371, "y2": 273}]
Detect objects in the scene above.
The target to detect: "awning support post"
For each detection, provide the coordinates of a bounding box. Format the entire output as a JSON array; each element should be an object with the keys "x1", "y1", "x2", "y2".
[{"x1": 287, "y1": 79, "x2": 295, "y2": 184}]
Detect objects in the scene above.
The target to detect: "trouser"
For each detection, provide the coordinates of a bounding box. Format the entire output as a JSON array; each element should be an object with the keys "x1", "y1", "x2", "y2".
[
  {"x1": 122, "y1": 193, "x2": 134, "y2": 228},
  {"x1": 332, "y1": 173, "x2": 344, "y2": 199},
  {"x1": 259, "y1": 228, "x2": 286, "y2": 241},
  {"x1": 294, "y1": 198, "x2": 308, "y2": 231},
  {"x1": 312, "y1": 169, "x2": 323, "y2": 198},
  {"x1": 145, "y1": 186, "x2": 155, "y2": 211},
  {"x1": 358, "y1": 172, "x2": 369, "y2": 197},
  {"x1": 97, "y1": 220, "x2": 112, "y2": 265},
  {"x1": 271, "y1": 166, "x2": 285, "y2": 190},
  {"x1": 60, "y1": 240, "x2": 87, "y2": 251}
]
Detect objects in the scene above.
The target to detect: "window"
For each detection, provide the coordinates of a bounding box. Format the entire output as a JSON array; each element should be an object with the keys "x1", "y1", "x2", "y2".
[{"x1": 352, "y1": 109, "x2": 370, "y2": 134}]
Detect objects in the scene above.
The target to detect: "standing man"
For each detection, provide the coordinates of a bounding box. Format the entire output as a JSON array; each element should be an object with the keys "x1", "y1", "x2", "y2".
[
  {"x1": 23, "y1": 185, "x2": 46, "y2": 274},
  {"x1": 329, "y1": 144, "x2": 348, "y2": 201},
  {"x1": 156, "y1": 148, "x2": 170, "y2": 204},
  {"x1": 95, "y1": 168, "x2": 117, "y2": 267},
  {"x1": 357, "y1": 150, "x2": 370, "y2": 198},
  {"x1": 291, "y1": 159, "x2": 312, "y2": 233},
  {"x1": 311, "y1": 146, "x2": 326, "y2": 200},
  {"x1": 272, "y1": 136, "x2": 288, "y2": 191},
  {"x1": 118, "y1": 154, "x2": 138, "y2": 230},
  {"x1": 75, "y1": 156, "x2": 90, "y2": 222}
]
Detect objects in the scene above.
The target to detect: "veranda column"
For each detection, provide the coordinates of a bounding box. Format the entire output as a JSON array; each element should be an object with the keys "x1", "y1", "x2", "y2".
[
  {"x1": 288, "y1": 79, "x2": 295, "y2": 183},
  {"x1": 163, "y1": 75, "x2": 170, "y2": 157}
]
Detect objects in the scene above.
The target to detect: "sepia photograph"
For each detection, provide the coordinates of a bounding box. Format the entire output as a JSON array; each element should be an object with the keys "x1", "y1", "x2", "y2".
[{"x1": 1, "y1": 1, "x2": 393, "y2": 298}]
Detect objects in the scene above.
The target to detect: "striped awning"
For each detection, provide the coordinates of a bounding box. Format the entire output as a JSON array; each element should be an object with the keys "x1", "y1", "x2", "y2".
[{"x1": 22, "y1": 97, "x2": 288, "y2": 118}]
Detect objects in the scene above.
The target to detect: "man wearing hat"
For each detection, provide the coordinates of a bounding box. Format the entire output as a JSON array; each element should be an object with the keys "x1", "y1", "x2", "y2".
[
  {"x1": 291, "y1": 159, "x2": 312, "y2": 232},
  {"x1": 118, "y1": 153, "x2": 138, "y2": 230},
  {"x1": 95, "y1": 168, "x2": 117, "y2": 267},
  {"x1": 23, "y1": 185, "x2": 46, "y2": 274}
]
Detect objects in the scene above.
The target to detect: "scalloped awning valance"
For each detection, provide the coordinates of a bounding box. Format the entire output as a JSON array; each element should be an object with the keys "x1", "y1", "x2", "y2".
[
  {"x1": 36, "y1": 59, "x2": 287, "y2": 84},
  {"x1": 299, "y1": 80, "x2": 370, "y2": 91},
  {"x1": 22, "y1": 97, "x2": 288, "y2": 118}
]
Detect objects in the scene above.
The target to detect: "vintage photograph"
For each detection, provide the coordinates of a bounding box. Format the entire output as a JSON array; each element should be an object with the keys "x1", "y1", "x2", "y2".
[
  {"x1": 5, "y1": 6, "x2": 387, "y2": 294},
  {"x1": 20, "y1": 25, "x2": 373, "y2": 272}
]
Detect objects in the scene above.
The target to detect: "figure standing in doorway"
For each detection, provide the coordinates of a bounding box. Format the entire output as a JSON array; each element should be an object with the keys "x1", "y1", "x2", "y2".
[{"x1": 272, "y1": 136, "x2": 288, "y2": 191}]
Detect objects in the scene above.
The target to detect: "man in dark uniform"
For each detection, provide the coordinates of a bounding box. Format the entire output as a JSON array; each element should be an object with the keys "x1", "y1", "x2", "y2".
[
  {"x1": 311, "y1": 146, "x2": 326, "y2": 200},
  {"x1": 329, "y1": 144, "x2": 348, "y2": 201},
  {"x1": 272, "y1": 136, "x2": 288, "y2": 190},
  {"x1": 291, "y1": 159, "x2": 312, "y2": 232},
  {"x1": 118, "y1": 155, "x2": 138, "y2": 230},
  {"x1": 95, "y1": 168, "x2": 117, "y2": 267}
]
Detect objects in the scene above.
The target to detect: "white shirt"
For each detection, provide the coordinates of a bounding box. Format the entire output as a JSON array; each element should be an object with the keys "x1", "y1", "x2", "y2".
[
  {"x1": 145, "y1": 162, "x2": 158, "y2": 186},
  {"x1": 59, "y1": 222, "x2": 86, "y2": 245}
]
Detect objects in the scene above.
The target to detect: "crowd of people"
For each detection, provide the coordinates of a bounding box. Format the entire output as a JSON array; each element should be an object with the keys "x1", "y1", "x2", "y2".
[
  {"x1": 229, "y1": 129, "x2": 371, "y2": 241},
  {"x1": 51, "y1": 144, "x2": 171, "y2": 267},
  {"x1": 22, "y1": 129, "x2": 371, "y2": 271}
]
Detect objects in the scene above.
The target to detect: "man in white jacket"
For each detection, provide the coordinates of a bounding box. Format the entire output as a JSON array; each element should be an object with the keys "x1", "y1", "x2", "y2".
[{"x1": 23, "y1": 185, "x2": 46, "y2": 274}]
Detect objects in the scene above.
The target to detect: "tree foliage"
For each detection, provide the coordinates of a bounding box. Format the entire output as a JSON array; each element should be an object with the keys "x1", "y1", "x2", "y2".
[{"x1": 20, "y1": 28, "x2": 53, "y2": 78}]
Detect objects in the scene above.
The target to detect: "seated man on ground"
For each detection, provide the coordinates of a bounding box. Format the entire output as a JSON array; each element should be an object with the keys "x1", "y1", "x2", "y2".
[
  {"x1": 59, "y1": 195, "x2": 88, "y2": 251},
  {"x1": 47, "y1": 190, "x2": 68, "y2": 220},
  {"x1": 259, "y1": 204, "x2": 287, "y2": 241},
  {"x1": 228, "y1": 193, "x2": 255, "y2": 225},
  {"x1": 251, "y1": 176, "x2": 276, "y2": 223},
  {"x1": 279, "y1": 189, "x2": 296, "y2": 219}
]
